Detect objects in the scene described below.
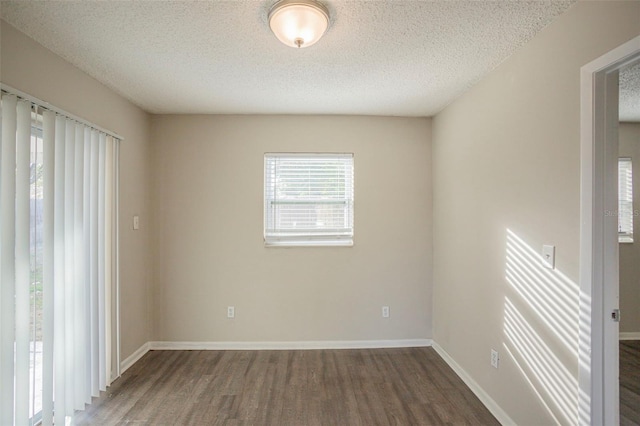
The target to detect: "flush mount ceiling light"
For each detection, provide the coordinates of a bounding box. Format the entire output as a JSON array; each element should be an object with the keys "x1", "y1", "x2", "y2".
[{"x1": 268, "y1": 0, "x2": 330, "y2": 49}]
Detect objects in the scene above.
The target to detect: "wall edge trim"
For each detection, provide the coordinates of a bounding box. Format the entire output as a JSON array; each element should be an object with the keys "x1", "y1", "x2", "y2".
[
  {"x1": 120, "y1": 342, "x2": 151, "y2": 374},
  {"x1": 619, "y1": 332, "x2": 640, "y2": 340}
]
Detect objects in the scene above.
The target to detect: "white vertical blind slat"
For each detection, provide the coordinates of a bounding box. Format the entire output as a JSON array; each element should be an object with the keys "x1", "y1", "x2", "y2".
[
  {"x1": 104, "y1": 136, "x2": 113, "y2": 387},
  {"x1": 90, "y1": 130, "x2": 100, "y2": 397},
  {"x1": 97, "y1": 133, "x2": 107, "y2": 391},
  {"x1": 112, "y1": 140, "x2": 120, "y2": 380},
  {"x1": 0, "y1": 94, "x2": 18, "y2": 426},
  {"x1": 53, "y1": 114, "x2": 67, "y2": 426},
  {"x1": 63, "y1": 119, "x2": 76, "y2": 418},
  {"x1": 14, "y1": 99, "x2": 32, "y2": 425},
  {"x1": 74, "y1": 123, "x2": 87, "y2": 410},
  {"x1": 41, "y1": 110, "x2": 55, "y2": 426},
  {"x1": 83, "y1": 127, "x2": 93, "y2": 404}
]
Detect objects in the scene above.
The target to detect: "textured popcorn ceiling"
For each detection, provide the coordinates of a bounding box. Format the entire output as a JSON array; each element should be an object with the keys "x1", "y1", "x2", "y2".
[
  {"x1": 1, "y1": 1, "x2": 577, "y2": 116},
  {"x1": 620, "y1": 62, "x2": 640, "y2": 122}
]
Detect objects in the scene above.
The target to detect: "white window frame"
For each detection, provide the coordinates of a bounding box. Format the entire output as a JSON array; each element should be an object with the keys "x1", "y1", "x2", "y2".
[
  {"x1": 264, "y1": 153, "x2": 354, "y2": 247},
  {"x1": 618, "y1": 157, "x2": 633, "y2": 243}
]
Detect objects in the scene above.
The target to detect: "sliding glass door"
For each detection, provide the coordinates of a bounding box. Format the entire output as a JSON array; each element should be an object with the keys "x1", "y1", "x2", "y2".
[{"x1": 1, "y1": 91, "x2": 120, "y2": 426}]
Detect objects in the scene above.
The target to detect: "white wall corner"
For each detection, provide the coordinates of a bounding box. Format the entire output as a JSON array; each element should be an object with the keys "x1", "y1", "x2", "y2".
[
  {"x1": 432, "y1": 341, "x2": 515, "y2": 426},
  {"x1": 120, "y1": 341, "x2": 150, "y2": 374},
  {"x1": 148, "y1": 339, "x2": 432, "y2": 351},
  {"x1": 619, "y1": 332, "x2": 640, "y2": 341}
]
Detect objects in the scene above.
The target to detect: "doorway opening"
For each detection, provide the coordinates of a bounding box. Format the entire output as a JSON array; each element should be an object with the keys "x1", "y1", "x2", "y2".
[{"x1": 580, "y1": 35, "x2": 640, "y2": 426}]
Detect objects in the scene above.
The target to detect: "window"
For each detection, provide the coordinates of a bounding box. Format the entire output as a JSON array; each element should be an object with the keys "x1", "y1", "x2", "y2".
[
  {"x1": 264, "y1": 153, "x2": 354, "y2": 247},
  {"x1": 619, "y1": 157, "x2": 633, "y2": 243}
]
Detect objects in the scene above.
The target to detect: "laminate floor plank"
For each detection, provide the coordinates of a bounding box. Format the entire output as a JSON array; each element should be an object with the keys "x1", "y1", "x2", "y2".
[
  {"x1": 75, "y1": 347, "x2": 499, "y2": 426},
  {"x1": 621, "y1": 340, "x2": 640, "y2": 426}
]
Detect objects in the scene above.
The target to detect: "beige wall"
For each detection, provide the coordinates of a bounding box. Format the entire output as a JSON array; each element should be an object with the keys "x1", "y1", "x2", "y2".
[
  {"x1": 432, "y1": 2, "x2": 640, "y2": 425},
  {"x1": 1, "y1": 21, "x2": 153, "y2": 361},
  {"x1": 619, "y1": 122, "x2": 640, "y2": 335},
  {"x1": 151, "y1": 115, "x2": 432, "y2": 342}
]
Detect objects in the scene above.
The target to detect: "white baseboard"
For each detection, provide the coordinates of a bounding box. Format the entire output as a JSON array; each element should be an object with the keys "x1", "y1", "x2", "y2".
[
  {"x1": 120, "y1": 342, "x2": 150, "y2": 374},
  {"x1": 432, "y1": 342, "x2": 515, "y2": 426},
  {"x1": 118, "y1": 339, "x2": 430, "y2": 379},
  {"x1": 620, "y1": 332, "x2": 640, "y2": 340},
  {"x1": 148, "y1": 339, "x2": 432, "y2": 351}
]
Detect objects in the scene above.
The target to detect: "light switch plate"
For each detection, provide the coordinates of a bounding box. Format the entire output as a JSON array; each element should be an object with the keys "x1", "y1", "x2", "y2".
[
  {"x1": 542, "y1": 245, "x2": 555, "y2": 269},
  {"x1": 133, "y1": 215, "x2": 140, "y2": 230},
  {"x1": 491, "y1": 349, "x2": 499, "y2": 368}
]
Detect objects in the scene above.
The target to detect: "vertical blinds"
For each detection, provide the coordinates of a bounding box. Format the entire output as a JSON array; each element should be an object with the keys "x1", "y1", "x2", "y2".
[
  {"x1": 0, "y1": 91, "x2": 119, "y2": 425},
  {"x1": 619, "y1": 157, "x2": 633, "y2": 242},
  {"x1": 264, "y1": 153, "x2": 354, "y2": 246}
]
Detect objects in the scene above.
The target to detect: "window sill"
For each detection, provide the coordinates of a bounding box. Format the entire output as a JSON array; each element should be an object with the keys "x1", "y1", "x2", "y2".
[
  {"x1": 619, "y1": 233, "x2": 634, "y2": 243},
  {"x1": 264, "y1": 240, "x2": 353, "y2": 248}
]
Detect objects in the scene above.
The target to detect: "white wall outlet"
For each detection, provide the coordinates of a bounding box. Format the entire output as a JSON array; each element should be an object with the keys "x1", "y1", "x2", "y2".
[
  {"x1": 133, "y1": 215, "x2": 140, "y2": 230},
  {"x1": 542, "y1": 245, "x2": 555, "y2": 269},
  {"x1": 227, "y1": 306, "x2": 235, "y2": 319},
  {"x1": 382, "y1": 306, "x2": 390, "y2": 318},
  {"x1": 491, "y1": 349, "x2": 499, "y2": 369}
]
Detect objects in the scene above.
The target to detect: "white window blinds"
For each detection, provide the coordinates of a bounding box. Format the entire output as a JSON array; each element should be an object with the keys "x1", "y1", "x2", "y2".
[
  {"x1": 264, "y1": 153, "x2": 354, "y2": 246},
  {"x1": 619, "y1": 157, "x2": 634, "y2": 243},
  {"x1": 1, "y1": 90, "x2": 119, "y2": 426}
]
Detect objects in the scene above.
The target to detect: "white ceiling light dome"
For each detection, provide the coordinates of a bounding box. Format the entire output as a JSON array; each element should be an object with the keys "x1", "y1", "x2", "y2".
[{"x1": 268, "y1": 0, "x2": 330, "y2": 49}]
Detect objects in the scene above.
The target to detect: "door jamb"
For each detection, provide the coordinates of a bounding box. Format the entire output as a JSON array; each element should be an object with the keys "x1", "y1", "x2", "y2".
[{"x1": 579, "y1": 34, "x2": 640, "y2": 426}]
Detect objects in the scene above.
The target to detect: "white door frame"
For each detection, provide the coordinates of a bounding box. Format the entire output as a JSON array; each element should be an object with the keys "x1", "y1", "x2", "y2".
[{"x1": 580, "y1": 34, "x2": 640, "y2": 426}]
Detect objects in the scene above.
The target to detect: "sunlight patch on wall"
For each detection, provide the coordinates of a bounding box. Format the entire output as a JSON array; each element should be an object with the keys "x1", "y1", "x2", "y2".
[
  {"x1": 577, "y1": 289, "x2": 591, "y2": 425},
  {"x1": 506, "y1": 230, "x2": 579, "y2": 355},
  {"x1": 504, "y1": 298, "x2": 578, "y2": 424},
  {"x1": 504, "y1": 229, "x2": 580, "y2": 425}
]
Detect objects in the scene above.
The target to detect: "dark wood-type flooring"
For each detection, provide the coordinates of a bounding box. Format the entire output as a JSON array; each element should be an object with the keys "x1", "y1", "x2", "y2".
[
  {"x1": 621, "y1": 340, "x2": 640, "y2": 426},
  {"x1": 75, "y1": 347, "x2": 499, "y2": 425}
]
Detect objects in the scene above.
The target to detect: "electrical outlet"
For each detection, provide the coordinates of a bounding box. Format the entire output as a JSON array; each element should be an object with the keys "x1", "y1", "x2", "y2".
[
  {"x1": 382, "y1": 306, "x2": 390, "y2": 318},
  {"x1": 491, "y1": 349, "x2": 499, "y2": 369},
  {"x1": 227, "y1": 306, "x2": 235, "y2": 319}
]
